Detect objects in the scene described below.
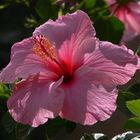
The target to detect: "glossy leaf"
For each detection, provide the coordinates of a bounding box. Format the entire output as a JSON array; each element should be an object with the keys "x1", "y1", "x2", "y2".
[
  {"x1": 117, "y1": 91, "x2": 137, "y2": 115},
  {"x1": 126, "y1": 99, "x2": 140, "y2": 117},
  {"x1": 124, "y1": 117, "x2": 140, "y2": 129},
  {"x1": 0, "y1": 84, "x2": 10, "y2": 99}
]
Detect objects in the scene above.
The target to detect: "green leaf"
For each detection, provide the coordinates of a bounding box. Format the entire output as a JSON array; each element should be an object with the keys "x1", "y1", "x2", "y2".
[
  {"x1": 128, "y1": 83, "x2": 140, "y2": 96},
  {"x1": 46, "y1": 117, "x2": 65, "y2": 138},
  {"x1": 136, "y1": 48, "x2": 140, "y2": 57},
  {"x1": 84, "y1": 0, "x2": 96, "y2": 9},
  {"x1": 65, "y1": 121, "x2": 76, "y2": 133},
  {"x1": 117, "y1": 91, "x2": 136, "y2": 115},
  {"x1": 94, "y1": 16, "x2": 124, "y2": 44},
  {"x1": 124, "y1": 117, "x2": 140, "y2": 129},
  {"x1": 0, "y1": 84, "x2": 11, "y2": 99},
  {"x1": 0, "y1": 4, "x2": 9, "y2": 9},
  {"x1": 126, "y1": 99, "x2": 140, "y2": 117},
  {"x1": 2, "y1": 112, "x2": 16, "y2": 133},
  {"x1": 35, "y1": 0, "x2": 58, "y2": 20},
  {"x1": 15, "y1": 124, "x2": 34, "y2": 140}
]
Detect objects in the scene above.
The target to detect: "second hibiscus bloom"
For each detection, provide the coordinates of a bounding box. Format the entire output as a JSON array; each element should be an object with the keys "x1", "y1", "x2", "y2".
[
  {"x1": 107, "y1": 0, "x2": 140, "y2": 41},
  {"x1": 0, "y1": 10, "x2": 139, "y2": 127}
]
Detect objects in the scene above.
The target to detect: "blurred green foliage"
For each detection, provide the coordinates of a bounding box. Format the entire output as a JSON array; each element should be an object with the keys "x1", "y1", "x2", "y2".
[{"x1": 124, "y1": 99, "x2": 140, "y2": 130}]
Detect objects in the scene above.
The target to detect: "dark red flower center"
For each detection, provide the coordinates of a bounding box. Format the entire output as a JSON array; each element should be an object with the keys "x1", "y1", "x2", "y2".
[{"x1": 33, "y1": 35, "x2": 73, "y2": 84}]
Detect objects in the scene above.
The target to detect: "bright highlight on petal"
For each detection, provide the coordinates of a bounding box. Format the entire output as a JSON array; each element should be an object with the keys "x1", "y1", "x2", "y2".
[{"x1": 0, "y1": 10, "x2": 139, "y2": 127}]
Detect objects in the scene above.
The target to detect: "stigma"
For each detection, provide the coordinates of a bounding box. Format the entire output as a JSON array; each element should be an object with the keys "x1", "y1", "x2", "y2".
[
  {"x1": 32, "y1": 35, "x2": 65, "y2": 73},
  {"x1": 33, "y1": 35, "x2": 57, "y2": 61},
  {"x1": 32, "y1": 35, "x2": 73, "y2": 84}
]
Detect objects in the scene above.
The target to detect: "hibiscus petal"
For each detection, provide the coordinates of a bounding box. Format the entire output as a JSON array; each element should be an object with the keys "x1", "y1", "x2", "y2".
[
  {"x1": 84, "y1": 41, "x2": 139, "y2": 90},
  {"x1": 75, "y1": 65, "x2": 116, "y2": 91},
  {"x1": 114, "y1": 7, "x2": 135, "y2": 41},
  {"x1": 122, "y1": 10, "x2": 136, "y2": 41},
  {"x1": 125, "y1": 8, "x2": 140, "y2": 35},
  {"x1": 107, "y1": 0, "x2": 140, "y2": 41},
  {"x1": 58, "y1": 36, "x2": 97, "y2": 74},
  {"x1": 60, "y1": 67, "x2": 117, "y2": 125},
  {"x1": 33, "y1": 10, "x2": 95, "y2": 48},
  {"x1": 72, "y1": 38, "x2": 98, "y2": 70},
  {"x1": 7, "y1": 74, "x2": 64, "y2": 127},
  {"x1": 0, "y1": 38, "x2": 47, "y2": 83},
  {"x1": 129, "y1": 2, "x2": 140, "y2": 14}
]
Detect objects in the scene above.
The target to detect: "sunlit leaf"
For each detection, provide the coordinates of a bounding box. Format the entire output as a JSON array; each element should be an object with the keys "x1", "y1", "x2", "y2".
[
  {"x1": 117, "y1": 91, "x2": 136, "y2": 115},
  {"x1": 0, "y1": 4, "x2": 9, "y2": 9},
  {"x1": 127, "y1": 99, "x2": 140, "y2": 117},
  {"x1": 0, "y1": 84, "x2": 11, "y2": 99}
]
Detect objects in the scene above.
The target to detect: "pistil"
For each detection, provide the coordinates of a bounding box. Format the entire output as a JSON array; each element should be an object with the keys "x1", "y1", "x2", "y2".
[{"x1": 32, "y1": 35, "x2": 72, "y2": 82}]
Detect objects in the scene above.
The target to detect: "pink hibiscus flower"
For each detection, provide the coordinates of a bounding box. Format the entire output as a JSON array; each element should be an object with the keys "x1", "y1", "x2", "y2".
[
  {"x1": 0, "y1": 10, "x2": 139, "y2": 127},
  {"x1": 107, "y1": 0, "x2": 140, "y2": 41}
]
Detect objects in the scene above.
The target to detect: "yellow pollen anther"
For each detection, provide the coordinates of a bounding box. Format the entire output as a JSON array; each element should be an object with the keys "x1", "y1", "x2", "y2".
[{"x1": 33, "y1": 35, "x2": 57, "y2": 60}]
